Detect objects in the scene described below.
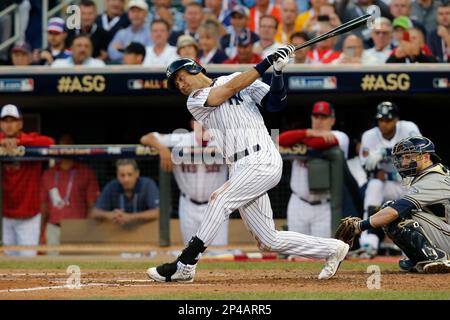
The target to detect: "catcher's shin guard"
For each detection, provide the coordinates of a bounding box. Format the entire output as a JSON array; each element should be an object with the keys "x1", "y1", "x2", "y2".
[{"x1": 384, "y1": 219, "x2": 447, "y2": 267}]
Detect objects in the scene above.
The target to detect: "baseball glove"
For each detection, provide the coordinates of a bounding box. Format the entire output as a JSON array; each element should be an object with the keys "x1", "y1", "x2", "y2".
[{"x1": 334, "y1": 217, "x2": 362, "y2": 246}]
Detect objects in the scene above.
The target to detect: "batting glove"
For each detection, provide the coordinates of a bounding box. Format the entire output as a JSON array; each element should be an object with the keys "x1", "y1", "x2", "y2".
[
  {"x1": 364, "y1": 148, "x2": 386, "y2": 171},
  {"x1": 272, "y1": 45, "x2": 296, "y2": 74}
]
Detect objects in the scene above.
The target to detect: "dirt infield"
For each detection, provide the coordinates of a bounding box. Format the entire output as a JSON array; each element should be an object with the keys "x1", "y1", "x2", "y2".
[{"x1": 0, "y1": 257, "x2": 449, "y2": 299}]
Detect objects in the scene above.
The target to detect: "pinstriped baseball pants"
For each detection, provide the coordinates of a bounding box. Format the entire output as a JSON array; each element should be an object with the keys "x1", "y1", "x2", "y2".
[{"x1": 196, "y1": 149, "x2": 342, "y2": 260}]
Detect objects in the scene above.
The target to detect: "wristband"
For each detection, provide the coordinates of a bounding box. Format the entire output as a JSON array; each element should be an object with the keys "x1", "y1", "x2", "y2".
[
  {"x1": 359, "y1": 218, "x2": 373, "y2": 232},
  {"x1": 254, "y1": 58, "x2": 272, "y2": 76}
]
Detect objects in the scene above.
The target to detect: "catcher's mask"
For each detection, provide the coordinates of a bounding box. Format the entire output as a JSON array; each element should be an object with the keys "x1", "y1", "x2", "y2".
[
  {"x1": 166, "y1": 58, "x2": 205, "y2": 91},
  {"x1": 392, "y1": 136, "x2": 441, "y2": 177}
]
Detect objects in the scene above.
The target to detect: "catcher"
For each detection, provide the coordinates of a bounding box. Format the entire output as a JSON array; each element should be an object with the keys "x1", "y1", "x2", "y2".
[{"x1": 336, "y1": 136, "x2": 450, "y2": 273}]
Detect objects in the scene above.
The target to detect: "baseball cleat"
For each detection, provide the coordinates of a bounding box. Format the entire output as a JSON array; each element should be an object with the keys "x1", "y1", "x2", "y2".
[
  {"x1": 146, "y1": 261, "x2": 196, "y2": 283},
  {"x1": 423, "y1": 260, "x2": 450, "y2": 274},
  {"x1": 398, "y1": 259, "x2": 418, "y2": 272},
  {"x1": 318, "y1": 242, "x2": 349, "y2": 280}
]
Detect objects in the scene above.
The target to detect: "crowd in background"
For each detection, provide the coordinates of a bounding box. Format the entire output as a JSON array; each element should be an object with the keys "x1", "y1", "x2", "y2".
[{"x1": 1, "y1": 0, "x2": 449, "y2": 67}]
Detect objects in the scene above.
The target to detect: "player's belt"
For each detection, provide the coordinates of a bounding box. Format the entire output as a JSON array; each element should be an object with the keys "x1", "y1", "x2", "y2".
[
  {"x1": 228, "y1": 144, "x2": 261, "y2": 163},
  {"x1": 181, "y1": 193, "x2": 209, "y2": 205},
  {"x1": 299, "y1": 197, "x2": 330, "y2": 206}
]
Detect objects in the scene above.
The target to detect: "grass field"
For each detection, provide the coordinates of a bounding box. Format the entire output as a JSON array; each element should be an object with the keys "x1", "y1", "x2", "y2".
[{"x1": 0, "y1": 256, "x2": 449, "y2": 300}]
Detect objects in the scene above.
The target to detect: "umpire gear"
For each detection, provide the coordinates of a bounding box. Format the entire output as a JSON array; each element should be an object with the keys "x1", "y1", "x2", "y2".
[
  {"x1": 375, "y1": 101, "x2": 399, "y2": 120},
  {"x1": 166, "y1": 58, "x2": 205, "y2": 90}
]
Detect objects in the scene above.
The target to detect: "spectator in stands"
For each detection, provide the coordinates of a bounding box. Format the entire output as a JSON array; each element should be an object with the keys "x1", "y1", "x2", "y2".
[
  {"x1": 289, "y1": 31, "x2": 310, "y2": 64},
  {"x1": 386, "y1": 27, "x2": 438, "y2": 62},
  {"x1": 0, "y1": 104, "x2": 54, "y2": 256},
  {"x1": 148, "y1": 0, "x2": 184, "y2": 33},
  {"x1": 90, "y1": 159, "x2": 160, "y2": 225},
  {"x1": 176, "y1": 35, "x2": 199, "y2": 60},
  {"x1": 253, "y1": 15, "x2": 281, "y2": 58},
  {"x1": 169, "y1": 2, "x2": 204, "y2": 46},
  {"x1": 306, "y1": 22, "x2": 341, "y2": 64},
  {"x1": 123, "y1": 42, "x2": 146, "y2": 64},
  {"x1": 410, "y1": 27, "x2": 434, "y2": 55},
  {"x1": 411, "y1": 0, "x2": 443, "y2": 34},
  {"x1": 107, "y1": 0, "x2": 151, "y2": 64},
  {"x1": 52, "y1": 35, "x2": 106, "y2": 67},
  {"x1": 296, "y1": 0, "x2": 327, "y2": 34},
  {"x1": 224, "y1": 29, "x2": 263, "y2": 63},
  {"x1": 392, "y1": 16, "x2": 413, "y2": 47},
  {"x1": 276, "y1": 0, "x2": 302, "y2": 44},
  {"x1": 339, "y1": 0, "x2": 391, "y2": 45},
  {"x1": 198, "y1": 19, "x2": 229, "y2": 64},
  {"x1": 40, "y1": 134, "x2": 100, "y2": 250},
  {"x1": 319, "y1": 3, "x2": 342, "y2": 29},
  {"x1": 220, "y1": 6, "x2": 259, "y2": 59},
  {"x1": 427, "y1": 3, "x2": 450, "y2": 62},
  {"x1": 34, "y1": 17, "x2": 70, "y2": 66},
  {"x1": 390, "y1": 1, "x2": 428, "y2": 37},
  {"x1": 66, "y1": 0, "x2": 109, "y2": 61},
  {"x1": 96, "y1": 0, "x2": 130, "y2": 47},
  {"x1": 10, "y1": 41, "x2": 34, "y2": 66},
  {"x1": 277, "y1": 102, "x2": 349, "y2": 238},
  {"x1": 204, "y1": 0, "x2": 231, "y2": 29},
  {"x1": 364, "y1": 17, "x2": 394, "y2": 64},
  {"x1": 249, "y1": 0, "x2": 282, "y2": 34},
  {"x1": 143, "y1": 19, "x2": 179, "y2": 66},
  {"x1": 334, "y1": 34, "x2": 379, "y2": 64}
]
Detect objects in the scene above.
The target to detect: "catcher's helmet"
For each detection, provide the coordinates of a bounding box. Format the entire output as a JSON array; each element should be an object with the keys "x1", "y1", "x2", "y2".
[
  {"x1": 392, "y1": 136, "x2": 441, "y2": 177},
  {"x1": 375, "y1": 101, "x2": 399, "y2": 120},
  {"x1": 166, "y1": 58, "x2": 205, "y2": 90}
]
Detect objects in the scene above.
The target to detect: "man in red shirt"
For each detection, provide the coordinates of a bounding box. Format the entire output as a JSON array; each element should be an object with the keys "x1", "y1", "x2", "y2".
[
  {"x1": 306, "y1": 22, "x2": 341, "y2": 64},
  {"x1": 0, "y1": 104, "x2": 54, "y2": 256},
  {"x1": 224, "y1": 30, "x2": 263, "y2": 64},
  {"x1": 40, "y1": 134, "x2": 99, "y2": 251}
]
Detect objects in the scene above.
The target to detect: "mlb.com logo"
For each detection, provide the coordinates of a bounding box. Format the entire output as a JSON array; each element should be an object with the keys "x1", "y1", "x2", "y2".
[{"x1": 128, "y1": 79, "x2": 144, "y2": 90}]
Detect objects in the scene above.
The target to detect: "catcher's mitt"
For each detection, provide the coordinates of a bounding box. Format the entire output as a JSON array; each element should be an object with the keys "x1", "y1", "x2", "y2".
[{"x1": 334, "y1": 217, "x2": 362, "y2": 246}]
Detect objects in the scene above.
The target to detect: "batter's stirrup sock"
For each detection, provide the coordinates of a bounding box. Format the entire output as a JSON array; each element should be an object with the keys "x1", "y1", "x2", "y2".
[{"x1": 178, "y1": 236, "x2": 207, "y2": 265}]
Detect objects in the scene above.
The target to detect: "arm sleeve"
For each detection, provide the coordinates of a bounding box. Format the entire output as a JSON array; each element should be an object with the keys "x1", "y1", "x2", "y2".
[
  {"x1": 187, "y1": 87, "x2": 214, "y2": 121},
  {"x1": 302, "y1": 137, "x2": 339, "y2": 149},
  {"x1": 145, "y1": 180, "x2": 160, "y2": 209},
  {"x1": 261, "y1": 73, "x2": 287, "y2": 112},
  {"x1": 389, "y1": 198, "x2": 417, "y2": 219},
  {"x1": 278, "y1": 130, "x2": 308, "y2": 147},
  {"x1": 18, "y1": 133, "x2": 54, "y2": 146}
]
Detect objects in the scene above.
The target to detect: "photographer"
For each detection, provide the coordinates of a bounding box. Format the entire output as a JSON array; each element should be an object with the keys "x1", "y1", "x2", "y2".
[{"x1": 386, "y1": 28, "x2": 437, "y2": 62}]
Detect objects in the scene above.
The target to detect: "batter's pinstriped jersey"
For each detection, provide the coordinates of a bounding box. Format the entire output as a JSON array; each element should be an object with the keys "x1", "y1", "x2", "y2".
[
  {"x1": 187, "y1": 73, "x2": 274, "y2": 159},
  {"x1": 153, "y1": 131, "x2": 228, "y2": 202}
]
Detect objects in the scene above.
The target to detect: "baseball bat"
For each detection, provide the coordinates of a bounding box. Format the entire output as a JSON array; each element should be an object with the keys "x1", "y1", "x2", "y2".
[{"x1": 294, "y1": 13, "x2": 373, "y2": 51}]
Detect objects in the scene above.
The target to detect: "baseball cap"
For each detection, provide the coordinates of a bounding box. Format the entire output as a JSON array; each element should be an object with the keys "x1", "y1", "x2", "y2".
[
  {"x1": 375, "y1": 101, "x2": 399, "y2": 120},
  {"x1": 12, "y1": 41, "x2": 32, "y2": 54},
  {"x1": 392, "y1": 16, "x2": 411, "y2": 30},
  {"x1": 123, "y1": 42, "x2": 146, "y2": 56},
  {"x1": 1, "y1": 104, "x2": 21, "y2": 119},
  {"x1": 312, "y1": 101, "x2": 335, "y2": 117},
  {"x1": 128, "y1": 0, "x2": 148, "y2": 11},
  {"x1": 48, "y1": 17, "x2": 65, "y2": 33},
  {"x1": 230, "y1": 5, "x2": 249, "y2": 18},
  {"x1": 176, "y1": 35, "x2": 198, "y2": 50},
  {"x1": 237, "y1": 29, "x2": 258, "y2": 46}
]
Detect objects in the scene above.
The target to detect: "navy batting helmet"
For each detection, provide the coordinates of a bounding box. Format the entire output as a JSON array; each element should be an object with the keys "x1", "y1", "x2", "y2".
[
  {"x1": 375, "y1": 101, "x2": 399, "y2": 120},
  {"x1": 392, "y1": 136, "x2": 441, "y2": 177},
  {"x1": 166, "y1": 58, "x2": 205, "y2": 90}
]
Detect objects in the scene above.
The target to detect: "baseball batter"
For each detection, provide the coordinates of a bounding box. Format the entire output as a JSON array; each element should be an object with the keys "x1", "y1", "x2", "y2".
[
  {"x1": 140, "y1": 120, "x2": 229, "y2": 246},
  {"x1": 336, "y1": 136, "x2": 450, "y2": 273},
  {"x1": 147, "y1": 48, "x2": 349, "y2": 283},
  {"x1": 359, "y1": 101, "x2": 421, "y2": 254},
  {"x1": 278, "y1": 101, "x2": 349, "y2": 238}
]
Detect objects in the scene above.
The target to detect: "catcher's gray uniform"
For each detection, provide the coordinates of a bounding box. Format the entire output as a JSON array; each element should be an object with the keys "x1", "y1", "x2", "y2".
[{"x1": 391, "y1": 164, "x2": 450, "y2": 254}]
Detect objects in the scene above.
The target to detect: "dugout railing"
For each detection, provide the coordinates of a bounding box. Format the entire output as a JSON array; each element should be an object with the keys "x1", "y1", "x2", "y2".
[{"x1": 0, "y1": 144, "x2": 345, "y2": 252}]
